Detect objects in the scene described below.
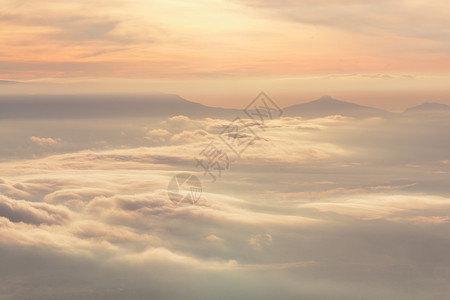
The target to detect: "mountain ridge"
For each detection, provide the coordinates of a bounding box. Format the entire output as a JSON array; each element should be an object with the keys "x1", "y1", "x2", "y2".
[
  {"x1": 0, "y1": 94, "x2": 241, "y2": 119},
  {"x1": 404, "y1": 102, "x2": 450, "y2": 113},
  {"x1": 282, "y1": 95, "x2": 392, "y2": 118},
  {"x1": 0, "y1": 93, "x2": 448, "y2": 119}
]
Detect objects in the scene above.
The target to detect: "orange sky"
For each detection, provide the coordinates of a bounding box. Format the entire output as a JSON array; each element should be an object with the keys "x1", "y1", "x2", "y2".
[{"x1": 1, "y1": 0, "x2": 450, "y2": 108}]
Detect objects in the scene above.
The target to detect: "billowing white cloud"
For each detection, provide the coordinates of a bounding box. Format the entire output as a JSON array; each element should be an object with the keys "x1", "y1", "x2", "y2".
[
  {"x1": 0, "y1": 195, "x2": 71, "y2": 225},
  {"x1": 0, "y1": 112, "x2": 449, "y2": 299}
]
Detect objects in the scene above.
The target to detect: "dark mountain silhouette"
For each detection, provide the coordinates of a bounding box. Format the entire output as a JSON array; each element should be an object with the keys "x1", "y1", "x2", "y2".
[
  {"x1": 404, "y1": 102, "x2": 450, "y2": 114},
  {"x1": 0, "y1": 94, "x2": 241, "y2": 119},
  {"x1": 3, "y1": 94, "x2": 448, "y2": 120},
  {"x1": 282, "y1": 96, "x2": 391, "y2": 118}
]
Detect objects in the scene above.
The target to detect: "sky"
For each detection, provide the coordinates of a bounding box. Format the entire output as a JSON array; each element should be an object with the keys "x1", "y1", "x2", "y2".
[{"x1": 1, "y1": 0, "x2": 450, "y2": 109}]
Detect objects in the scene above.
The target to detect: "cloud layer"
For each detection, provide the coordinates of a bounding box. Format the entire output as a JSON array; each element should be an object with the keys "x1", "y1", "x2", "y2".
[{"x1": 1, "y1": 112, "x2": 449, "y2": 299}]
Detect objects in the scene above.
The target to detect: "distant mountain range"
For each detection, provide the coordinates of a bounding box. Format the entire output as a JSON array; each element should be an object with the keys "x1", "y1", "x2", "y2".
[
  {"x1": 404, "y1": 102, "x2": 450, "y2": 114},
  {"x1": 283, "y1": 96, "x2": 393, "y2": 118},
  {"x1": 0, "y1": 94, "x2": 241, "y2": 119},
  {"x1": 0, "y1": 94, "x2": 448, "y2": 119}
]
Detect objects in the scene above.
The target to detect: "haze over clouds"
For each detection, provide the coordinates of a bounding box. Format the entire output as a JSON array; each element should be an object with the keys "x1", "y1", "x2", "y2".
[{"x1": 1, "y1": 106, "x2": 449, "y2": 299}]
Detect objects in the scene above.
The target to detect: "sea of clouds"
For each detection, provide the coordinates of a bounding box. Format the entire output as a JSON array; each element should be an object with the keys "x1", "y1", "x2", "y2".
[{"x1": 1, "y1": 112, "x2": 449, "y2": 299}]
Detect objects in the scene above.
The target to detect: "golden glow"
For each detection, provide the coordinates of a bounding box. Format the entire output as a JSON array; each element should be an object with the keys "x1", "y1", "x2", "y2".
[{"x1": 1, "y1": 0, "x2": 450, "y2": 107}]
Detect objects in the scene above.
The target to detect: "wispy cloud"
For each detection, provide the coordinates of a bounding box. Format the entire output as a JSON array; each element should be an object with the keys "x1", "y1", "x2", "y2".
[
  {"x1": 30, "y1": 136, "x2": 62, "y2": 146},
  {"x1": 2, "y1": 0, "x2": 450, "y2": 81}
]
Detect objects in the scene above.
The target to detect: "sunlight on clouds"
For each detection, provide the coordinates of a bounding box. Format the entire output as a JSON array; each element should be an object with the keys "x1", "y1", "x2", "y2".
[
  {"x1": 302, "y1": 194, "x2": 450, "y2": 221},
  {"x1": 0, "y1": 112, "x2": 449, "y2": 299}
]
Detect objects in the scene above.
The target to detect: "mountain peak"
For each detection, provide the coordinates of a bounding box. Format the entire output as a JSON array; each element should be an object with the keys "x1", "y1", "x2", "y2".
[
  {"x1": 316, "y1": 95, "x2": 338, "y2": 102},
  {"x1": 283, "y1": 96, "x2": 390, "y2": 118},
  {"x1": 405, "y1": 102, "x2": 450, "y2": 113}
]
